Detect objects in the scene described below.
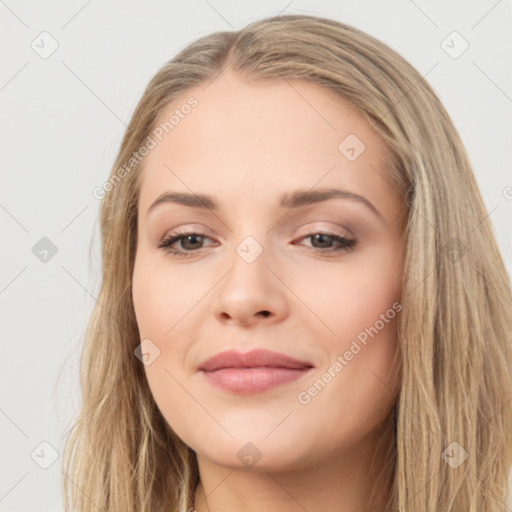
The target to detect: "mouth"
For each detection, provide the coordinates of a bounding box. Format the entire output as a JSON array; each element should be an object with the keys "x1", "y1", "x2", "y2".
[{"x1": 198, "y1": 349, "x2": 314, "y2": 393}]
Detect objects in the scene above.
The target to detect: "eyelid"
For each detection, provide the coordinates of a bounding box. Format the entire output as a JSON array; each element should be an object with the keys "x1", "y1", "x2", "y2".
[
  {"x1": 160, "y1": 222, "x2": 352, "y2": 244},
  {"x1": 292, "y1": 222, "x2": 355, "y2": 243},
  {"x1": 160, "y1": 224, "x2": 217, "y2": 240}
]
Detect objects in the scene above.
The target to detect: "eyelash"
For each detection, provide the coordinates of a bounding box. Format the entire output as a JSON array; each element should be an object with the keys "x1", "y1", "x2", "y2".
[{"x1": 157, "y1": 230, "x2": 356, "y2": 258}]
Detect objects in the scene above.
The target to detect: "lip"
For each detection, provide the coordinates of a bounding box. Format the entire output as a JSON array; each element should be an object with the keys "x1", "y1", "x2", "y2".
[{"x1": 198, "y1": 349, "x2": 314, "y2": 393}]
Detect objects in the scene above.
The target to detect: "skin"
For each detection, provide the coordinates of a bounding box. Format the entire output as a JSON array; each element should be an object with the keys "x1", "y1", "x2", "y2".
[{"x1": 132, "y1": 69, "x2": 406, "y2": 512}]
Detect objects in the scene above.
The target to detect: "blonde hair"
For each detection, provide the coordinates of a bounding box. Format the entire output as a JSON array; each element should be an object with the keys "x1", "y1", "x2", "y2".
[{"x1": 61, "y1": 13, "x2": 512, "y2": 512}]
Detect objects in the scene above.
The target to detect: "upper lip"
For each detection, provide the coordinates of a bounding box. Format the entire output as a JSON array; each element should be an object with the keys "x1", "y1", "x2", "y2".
[{"x1": 198, "y1": 349, "x2": 314, "y2": 371}]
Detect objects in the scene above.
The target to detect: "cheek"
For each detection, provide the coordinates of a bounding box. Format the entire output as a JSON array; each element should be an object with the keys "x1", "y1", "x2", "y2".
[
  {"x1": 294, "y1": 248, "x2": 402, "y2": 414},
  {"x1": 132, "y1": 252, "x2": 206, "y2": 416},
  {"x1": 295, "y1": 305, "x2": 400, "y2": 453},
  {"x1": 132, "y1": 263, "x2": 200, "y2": 444},
  {"x1": 132, "y1": 252, "x2": 204, "y2": 340},
  {"x1": 296, "y1": 247, "x2": 402, "y2": 344},
  {"x1": 132, "y1": 258, "x2": 188, "y2": 385}
]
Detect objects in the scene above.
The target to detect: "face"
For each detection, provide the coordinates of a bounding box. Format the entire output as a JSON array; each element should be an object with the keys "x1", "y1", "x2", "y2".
[{"x1": 132, "y1": 70, "x2": 406, "y2": 473}]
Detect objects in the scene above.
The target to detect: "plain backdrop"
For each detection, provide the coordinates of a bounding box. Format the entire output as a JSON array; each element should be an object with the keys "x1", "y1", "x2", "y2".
[{"x1": 1, "y1": 1, "x2": 511, "y2": 510}]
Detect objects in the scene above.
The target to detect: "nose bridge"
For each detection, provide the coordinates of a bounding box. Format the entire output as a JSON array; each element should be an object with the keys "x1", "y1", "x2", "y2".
[
  {"x1": 225, "y1": 230, "x2": 271, "y2": 292},
  {"x1": 225, "y1": 205, "x2": 273, "y2": 267},
  {"x1": 234, "y1": 233, "x2": 266, "y2": 266}
]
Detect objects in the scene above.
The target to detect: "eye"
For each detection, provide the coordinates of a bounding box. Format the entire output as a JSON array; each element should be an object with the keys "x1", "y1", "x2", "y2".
[
  {"x1": 158, "y1": 231, "x2": 215, "y2": 258},
  {"x1": 294, "y1": 232, "x2": 356, "y2": 254},
  {"x1": 157, "y1": 231, "x2": 357, "y2": 258}
]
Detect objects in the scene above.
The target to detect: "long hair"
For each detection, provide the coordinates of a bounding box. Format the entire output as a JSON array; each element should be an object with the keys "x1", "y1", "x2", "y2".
[{"x1": 61, "y1": 14, "x2": 512, "y2": 512}]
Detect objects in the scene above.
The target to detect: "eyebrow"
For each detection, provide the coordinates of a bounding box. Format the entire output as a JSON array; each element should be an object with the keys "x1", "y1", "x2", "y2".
[{"x1": 146, "y1": 187, "x2": 383, "y2": 220}]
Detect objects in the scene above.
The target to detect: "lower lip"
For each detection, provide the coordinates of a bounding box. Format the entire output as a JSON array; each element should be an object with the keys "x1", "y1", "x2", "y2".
[{"x1": 201, "y1": 367, "x2": 313, "y2": 393}]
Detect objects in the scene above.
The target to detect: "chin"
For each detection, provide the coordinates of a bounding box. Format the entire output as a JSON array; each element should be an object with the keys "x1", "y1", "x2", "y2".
[{"x1": 188, "y1": 428, "x2": 318, "y2": 473}]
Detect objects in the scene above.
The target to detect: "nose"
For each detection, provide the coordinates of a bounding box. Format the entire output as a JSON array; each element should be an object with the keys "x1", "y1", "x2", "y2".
[{"x1": 211, "y1": 241, "x2": 289, "y2": 327}]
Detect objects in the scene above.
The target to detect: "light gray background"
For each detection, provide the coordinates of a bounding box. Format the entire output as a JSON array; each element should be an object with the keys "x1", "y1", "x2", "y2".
[{"x1": 1, "y1": 1, "x2": 511, "y2": 510}]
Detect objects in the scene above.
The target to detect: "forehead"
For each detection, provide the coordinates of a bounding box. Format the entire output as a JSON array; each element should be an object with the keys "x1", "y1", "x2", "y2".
[{"x1": 137, "y1": 70, "x2": 399, "y2": 217}]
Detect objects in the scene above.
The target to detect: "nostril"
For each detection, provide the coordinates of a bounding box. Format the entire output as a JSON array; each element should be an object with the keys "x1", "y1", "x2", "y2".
[{"x1": 258, "y1": 310, "x2": 271, "y2": 317}]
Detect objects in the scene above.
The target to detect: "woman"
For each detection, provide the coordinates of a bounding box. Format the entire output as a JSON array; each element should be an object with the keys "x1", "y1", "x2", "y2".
[{"x1": 62, "y1": 14, "x2": 512, "y2": 512}]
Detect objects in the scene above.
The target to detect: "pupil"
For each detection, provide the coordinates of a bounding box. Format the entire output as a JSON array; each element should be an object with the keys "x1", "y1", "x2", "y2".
[
  {"x1": 184, "y1": 235, "x2": 202, "y2": 249},
  {"x1": 314, "y1": 234, "x2": 330, "y2": 247}
]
